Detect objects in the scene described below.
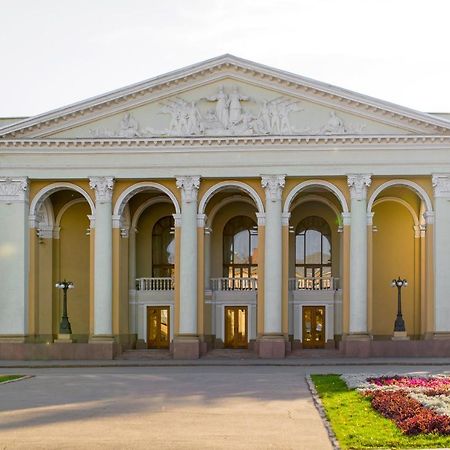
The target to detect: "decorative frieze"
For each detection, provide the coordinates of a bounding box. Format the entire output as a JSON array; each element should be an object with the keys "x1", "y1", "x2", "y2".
[
  {"x1": 432, "y1": 174, "x2": 450, "y2": 198},
  {"x1": 347, "y1": 174, "x2": 371, "y2": 200},
  {"x1": 261, "y1": 175, "x2": 285, "y2": 202},
  {"x1": 89, "y1": 176, "x2": 115, "y2": 203},
  {"x1": 176, "y1": 176, "x2": 200, "y2": 203},
  {"x1": 0, "y1": 177, "x2": 28, "y2": 203}
]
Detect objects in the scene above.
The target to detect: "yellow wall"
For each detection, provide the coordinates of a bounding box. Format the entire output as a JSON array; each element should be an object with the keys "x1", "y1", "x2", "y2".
[
  {"x1": 372, "y1": 201, "x2": 417, "y2": 337},
  {"x1": 59, "y1": 202, "x2": 91, "y2": 340}
]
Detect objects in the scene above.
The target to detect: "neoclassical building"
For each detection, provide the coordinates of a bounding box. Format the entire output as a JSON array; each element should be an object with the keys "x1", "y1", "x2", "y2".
[{"x1": 1, "y1": 55, "x2": 450, "y2": 359}]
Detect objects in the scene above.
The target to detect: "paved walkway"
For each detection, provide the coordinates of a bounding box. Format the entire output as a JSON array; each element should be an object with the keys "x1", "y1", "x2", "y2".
[{"x1": 0, "y1": 366, "x2": 333, "y2": 450}]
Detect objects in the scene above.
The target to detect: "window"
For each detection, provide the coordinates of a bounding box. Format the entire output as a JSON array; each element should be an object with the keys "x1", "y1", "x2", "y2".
[
  {"x1": 295, "y1": 216, "x2": 331, "y2": 289},
  {"x1": 152, "y1": 216, "x2": 175, "y2": 278},
  {"x1": 223, "y1": 216, "x2": 258, "y2": 279}
]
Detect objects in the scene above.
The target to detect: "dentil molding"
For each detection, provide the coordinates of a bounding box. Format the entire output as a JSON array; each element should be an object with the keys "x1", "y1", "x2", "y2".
[
  {"x1": 347, "y1": 174, "x2": 372, "y2": 200},
  {"x1": 176, "y1": 176, "x2": 201, "y2": 203},
  {"x1": 0, "y1": 177, "x2": 28, "y2": 203},
  {"x1": 261, "y1": 175, "x2": 286, "y2": 202},
  {"x1": 432, "y1": 174, "x2": 450, "y2": 198},
  {"x1": 89, "y1": 176, "x2": 115, "y2": 203}
]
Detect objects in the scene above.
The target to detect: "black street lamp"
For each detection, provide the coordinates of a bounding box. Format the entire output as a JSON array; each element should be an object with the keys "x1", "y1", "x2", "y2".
[
  {"x1": 391, "y1": 276, "x2": 407, "y2": 332},
  {"x1": 55, "y1": 280, "x2": 74, "y2": 335}
]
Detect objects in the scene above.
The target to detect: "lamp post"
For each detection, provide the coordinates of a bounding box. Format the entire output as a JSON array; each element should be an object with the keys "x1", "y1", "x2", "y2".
[
  {"x1": 55, "y1": 280, "x2": 74, "y2": 335},
  {"x1": 391, "y1": 276, "x2": 407, "y2": 333}
]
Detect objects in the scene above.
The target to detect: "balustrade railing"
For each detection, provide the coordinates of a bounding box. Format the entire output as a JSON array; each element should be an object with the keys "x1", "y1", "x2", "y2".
[
  {"x1": 210, "y1": 277, "x2": 258, "y2": 291},
  {"x1": 288, "y1": 277, "x2": 339, "y2": 291},
  {"x1": 136, "y1": 277, "x2": 175, "y2": 291}
]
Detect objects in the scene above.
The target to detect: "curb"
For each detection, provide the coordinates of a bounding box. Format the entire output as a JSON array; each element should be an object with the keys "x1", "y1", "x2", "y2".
[
  {"x1": 306, "y1": 375, "x2": 341, "y2": 450},
  {"x1": 0, "y1": 375, "x2": 34, "y2": 384}
]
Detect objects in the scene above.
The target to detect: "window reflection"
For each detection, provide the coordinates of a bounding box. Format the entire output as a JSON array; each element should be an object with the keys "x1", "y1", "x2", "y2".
[
  {"x1": 223, "y1": 216, "x2": 258, "y2": 279},
  {"x1": 152, "y1": 216, "x2": 175, "y2": 277},
  {"x1": 295, "y1": 216, "x2": 332, "y2": 288}
]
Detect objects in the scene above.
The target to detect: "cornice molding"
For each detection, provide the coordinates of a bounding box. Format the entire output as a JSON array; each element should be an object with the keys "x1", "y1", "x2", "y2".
[
  {"x1": 1, "y1": 55, "x2": 450, "y2": 139},
  {"x1": 2, "y1": 134, "x2": 450, "y2": 150}
]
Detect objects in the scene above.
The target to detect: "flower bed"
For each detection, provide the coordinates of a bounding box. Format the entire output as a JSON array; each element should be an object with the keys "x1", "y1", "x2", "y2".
[{"x1": 341, "y1": 374, "x2": 450, "y2": 436}]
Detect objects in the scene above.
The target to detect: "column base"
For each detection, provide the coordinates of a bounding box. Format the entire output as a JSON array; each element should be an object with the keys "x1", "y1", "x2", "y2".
[
  {"x1": 392, "y1": 331, "x2": 409, "y2": 341},
  {"x1": 89, "y1": 335, "x2": 115, "y2": 343},
  {"x1": 173, "y1": 336, "x2": 200, "y2": 360},
  {"x1": 432, "y1": 332, "x2": 450, "y2": 340},
  {"x1": 257, "y1": 335, "x2": 286, "y2": 359},
  {"x1": 55, "y1": 334, "x2": 73, "y2": 343},
  {"x1": 340, "y1": 333, "x2": 371, "y2": 357},
  {"x1": 0, "y1": 335, "x2": 26, "y2": 343}
]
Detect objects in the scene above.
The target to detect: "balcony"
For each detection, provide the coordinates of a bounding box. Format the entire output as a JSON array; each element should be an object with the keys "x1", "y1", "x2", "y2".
[
  {"x1": 136, "y1": 277, "x2": 174, "y2": 291},
  {"x1": 210, "y1": 277, "x2": 258, "y2": 291},
  {"x1": 288, "y1": 277, "x2": 339, "y2": 291}
]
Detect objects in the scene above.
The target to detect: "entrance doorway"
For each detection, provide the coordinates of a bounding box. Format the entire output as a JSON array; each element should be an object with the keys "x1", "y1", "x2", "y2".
[
  {"x1": 224, "y1": 306, "x2": 248, "y2": 349},
  {"x1": 302, "y1": 306, "x2": 325, "y2": 348},
  {"x1": 147, "y1": 306, "x2": 170, "y2": 349}
]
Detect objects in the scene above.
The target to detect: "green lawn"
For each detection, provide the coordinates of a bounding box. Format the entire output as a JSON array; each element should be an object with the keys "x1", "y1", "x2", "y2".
[
  {"x1": 0, "y1": 375, "x2": 24, "y2": 383},
  {"x1": 311, "y1": 374, "x2": 450, "y2": 449}
]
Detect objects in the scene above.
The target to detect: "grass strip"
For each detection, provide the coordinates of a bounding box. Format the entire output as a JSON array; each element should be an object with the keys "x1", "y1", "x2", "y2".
[
  {"x1": 311, "y1": 374, "x2": 450, "y2": 449},
  {"x1": 0, "y1": 375, "x2": 24, "y2": 383}
]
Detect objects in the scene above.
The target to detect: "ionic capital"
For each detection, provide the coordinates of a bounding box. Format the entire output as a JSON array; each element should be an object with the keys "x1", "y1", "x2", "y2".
[
  {"x1": 0, "y1": 177, "x2": 28, "y2": 203},
  {"x1": 176, "y1": 176, "x2": 200, "y2": 203},
  {"x1": 261, "y1": 175, "x2": 285, "y2": 202},
  {"x1": 89, "y1": 176, "x2": 114, "y2": 203},
  {"x1": 347, "y1": 174, "x2": 371, "y2": 200},
  {"x1": 432, "y1": 174, "x2": 450, "y2": 198}
]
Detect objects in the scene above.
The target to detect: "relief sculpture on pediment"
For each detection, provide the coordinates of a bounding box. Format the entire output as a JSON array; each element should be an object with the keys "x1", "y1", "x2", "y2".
[{"x1": 88, "y1": 84, "x2": 366, "y2": 138}]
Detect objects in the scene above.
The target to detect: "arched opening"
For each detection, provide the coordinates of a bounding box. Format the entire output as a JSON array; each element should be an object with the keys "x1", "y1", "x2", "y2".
[
  {"x1": 200, "y1": 181, "x2": 264, "y2": 350},
  {"x1": 118, "y1": 183, "x2": 179, "y2": 350},
  {"x1": 285, "y1": 181, "x2": 347, "y2": 350},
  {"x1": 30, "y1": 185, "x2": 93, "y2": 343},
  {"x1": 369, "y1": 183, "x2": 431, "y2": 339}
]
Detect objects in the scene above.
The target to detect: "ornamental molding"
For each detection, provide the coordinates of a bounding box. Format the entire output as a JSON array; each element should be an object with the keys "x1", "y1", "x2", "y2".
[
  {"x1": 176, "y1": 176, "x2": 200, "y2": 203},
  {"x1": 347, "y1": 174, "x2": 371, "y2": 200},
  {"x1": 432, "y1": 174, "x2": 450, "y2": 198},
  {"x1": 2, "y1": 55, "x2": 450, "y2": 139},
  {"x1": 0, "y1": 177, "x2": 28, "y2": 203},
  {"x1": 261, "y1": 175, "x2": 285, "y2": 202},
  {"x1": 89, "y1": 176, "x2": 115, "y2": 203},
  {"x1": 1, "y1": 134, "x2": 450, "y2": 150}
]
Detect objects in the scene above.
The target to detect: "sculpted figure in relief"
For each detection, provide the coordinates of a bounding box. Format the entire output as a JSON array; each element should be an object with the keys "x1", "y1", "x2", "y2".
[
  {"x1": 320, "y1": 111, "x2": 347, "y2": 134},
  {"x1": 228, "y1": 86, "x2": 249, "y2": 125},
  {"x1": 205, "y1": 85, "x2": 229, "y2": 129},
  {"x1": 118, "y1": 112, "x2": 140, "y2": 137}
]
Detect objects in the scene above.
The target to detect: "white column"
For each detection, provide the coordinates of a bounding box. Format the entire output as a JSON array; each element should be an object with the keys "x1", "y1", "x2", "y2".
[
  {"x1": 176, "y1": 176, "x2": 200, "y2": 335},
  {"x1": 89, "y1": 176, "x2": 114, "y2": 338},
  {"x1": 432, "y1": 174, "x2": 450, "y2": 334},
  {"x1": 128, "y1": 228, "x2": 137, "y2": 334},
  {"x1": 0, "y1": 177, "x2": 29, "y2": 339},
  {"x1": 261, "y1": 175, "x2": 285, "y2": 335},
  {"x1": 347, "y1": 174, "x2": 371, "y2": 335},
  {"x1": 204, "y1": 227, "x2": 212, "y2": 290}
]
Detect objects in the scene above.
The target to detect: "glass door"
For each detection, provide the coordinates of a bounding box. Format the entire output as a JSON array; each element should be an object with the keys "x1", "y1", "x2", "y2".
[
  {"x1": 302, "y1": 306, "x2": 325, "y2": 349},
  {"x1": 224, "y1": 306, "x2": 248, "y2": 349},
  {"x1": 147, "y1": 306, "x2": 170, "y2": 349}
]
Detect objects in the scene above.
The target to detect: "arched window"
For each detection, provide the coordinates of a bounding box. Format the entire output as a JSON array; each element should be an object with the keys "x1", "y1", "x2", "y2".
[
  {"x1": 223, "y1": 216, "x2": 258, "y2": 279},
  {"x1": 152, "y1": 216, "x2": 175, "y2": 277},
  {"x1": 295, "y1": 216, "x2": 331, "y2": 289}
]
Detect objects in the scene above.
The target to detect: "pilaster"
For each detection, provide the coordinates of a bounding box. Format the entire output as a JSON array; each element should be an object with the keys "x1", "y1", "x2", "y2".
[
  {"x1": 347, "y1": 174, "x2": 371, "y2": 338},
  {"x1": 0, "y1": 177, "x2": 29, "y2": 340},
  {"x1": 258, "y1": 175, "x2": 286, "y2": 358},
  {"x1": 432, "y1": 174, "x2": 450, "y2": 335},
  {"x1": 174, "y1": 176, "x2": 201, "y2": 359},
  {"x1": 89, "y1": 176, "x2": 115, "y2": 340}
]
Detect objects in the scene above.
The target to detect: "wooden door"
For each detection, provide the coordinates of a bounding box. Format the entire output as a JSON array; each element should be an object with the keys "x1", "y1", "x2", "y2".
[
  {"x1": 224, "y1": 306, "x2": 248, "y2": 349},
  {"x1": 147, "y1": 306, "x2": 170, "y2": 349},
  {"x1": 302, "y1": 306, "x2": 325, "y2": 349}
]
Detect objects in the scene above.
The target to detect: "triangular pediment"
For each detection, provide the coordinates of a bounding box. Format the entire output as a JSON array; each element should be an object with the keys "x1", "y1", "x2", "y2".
[{"x1": 2, "y1": 54, "x2": 450, "y2": 139}]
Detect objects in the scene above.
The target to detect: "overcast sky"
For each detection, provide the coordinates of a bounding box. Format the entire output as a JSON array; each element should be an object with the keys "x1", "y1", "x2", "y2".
[{"x1": 1, "y1": 0, "x2": 450, "y2": 117}]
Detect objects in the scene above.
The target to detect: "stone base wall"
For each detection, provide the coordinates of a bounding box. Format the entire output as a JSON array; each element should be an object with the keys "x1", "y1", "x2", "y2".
[
  {"x1": 0, "y1": 342, "x2": 119, "y2": 360},
  {"x1": 340, "y1": 339, "x2": 450, "y2": 357}
]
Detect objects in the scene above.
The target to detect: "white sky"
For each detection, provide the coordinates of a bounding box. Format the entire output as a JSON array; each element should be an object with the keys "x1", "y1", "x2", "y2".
[{"x1": 1, "y1": 0, "x2": 450, "y2": 117}]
